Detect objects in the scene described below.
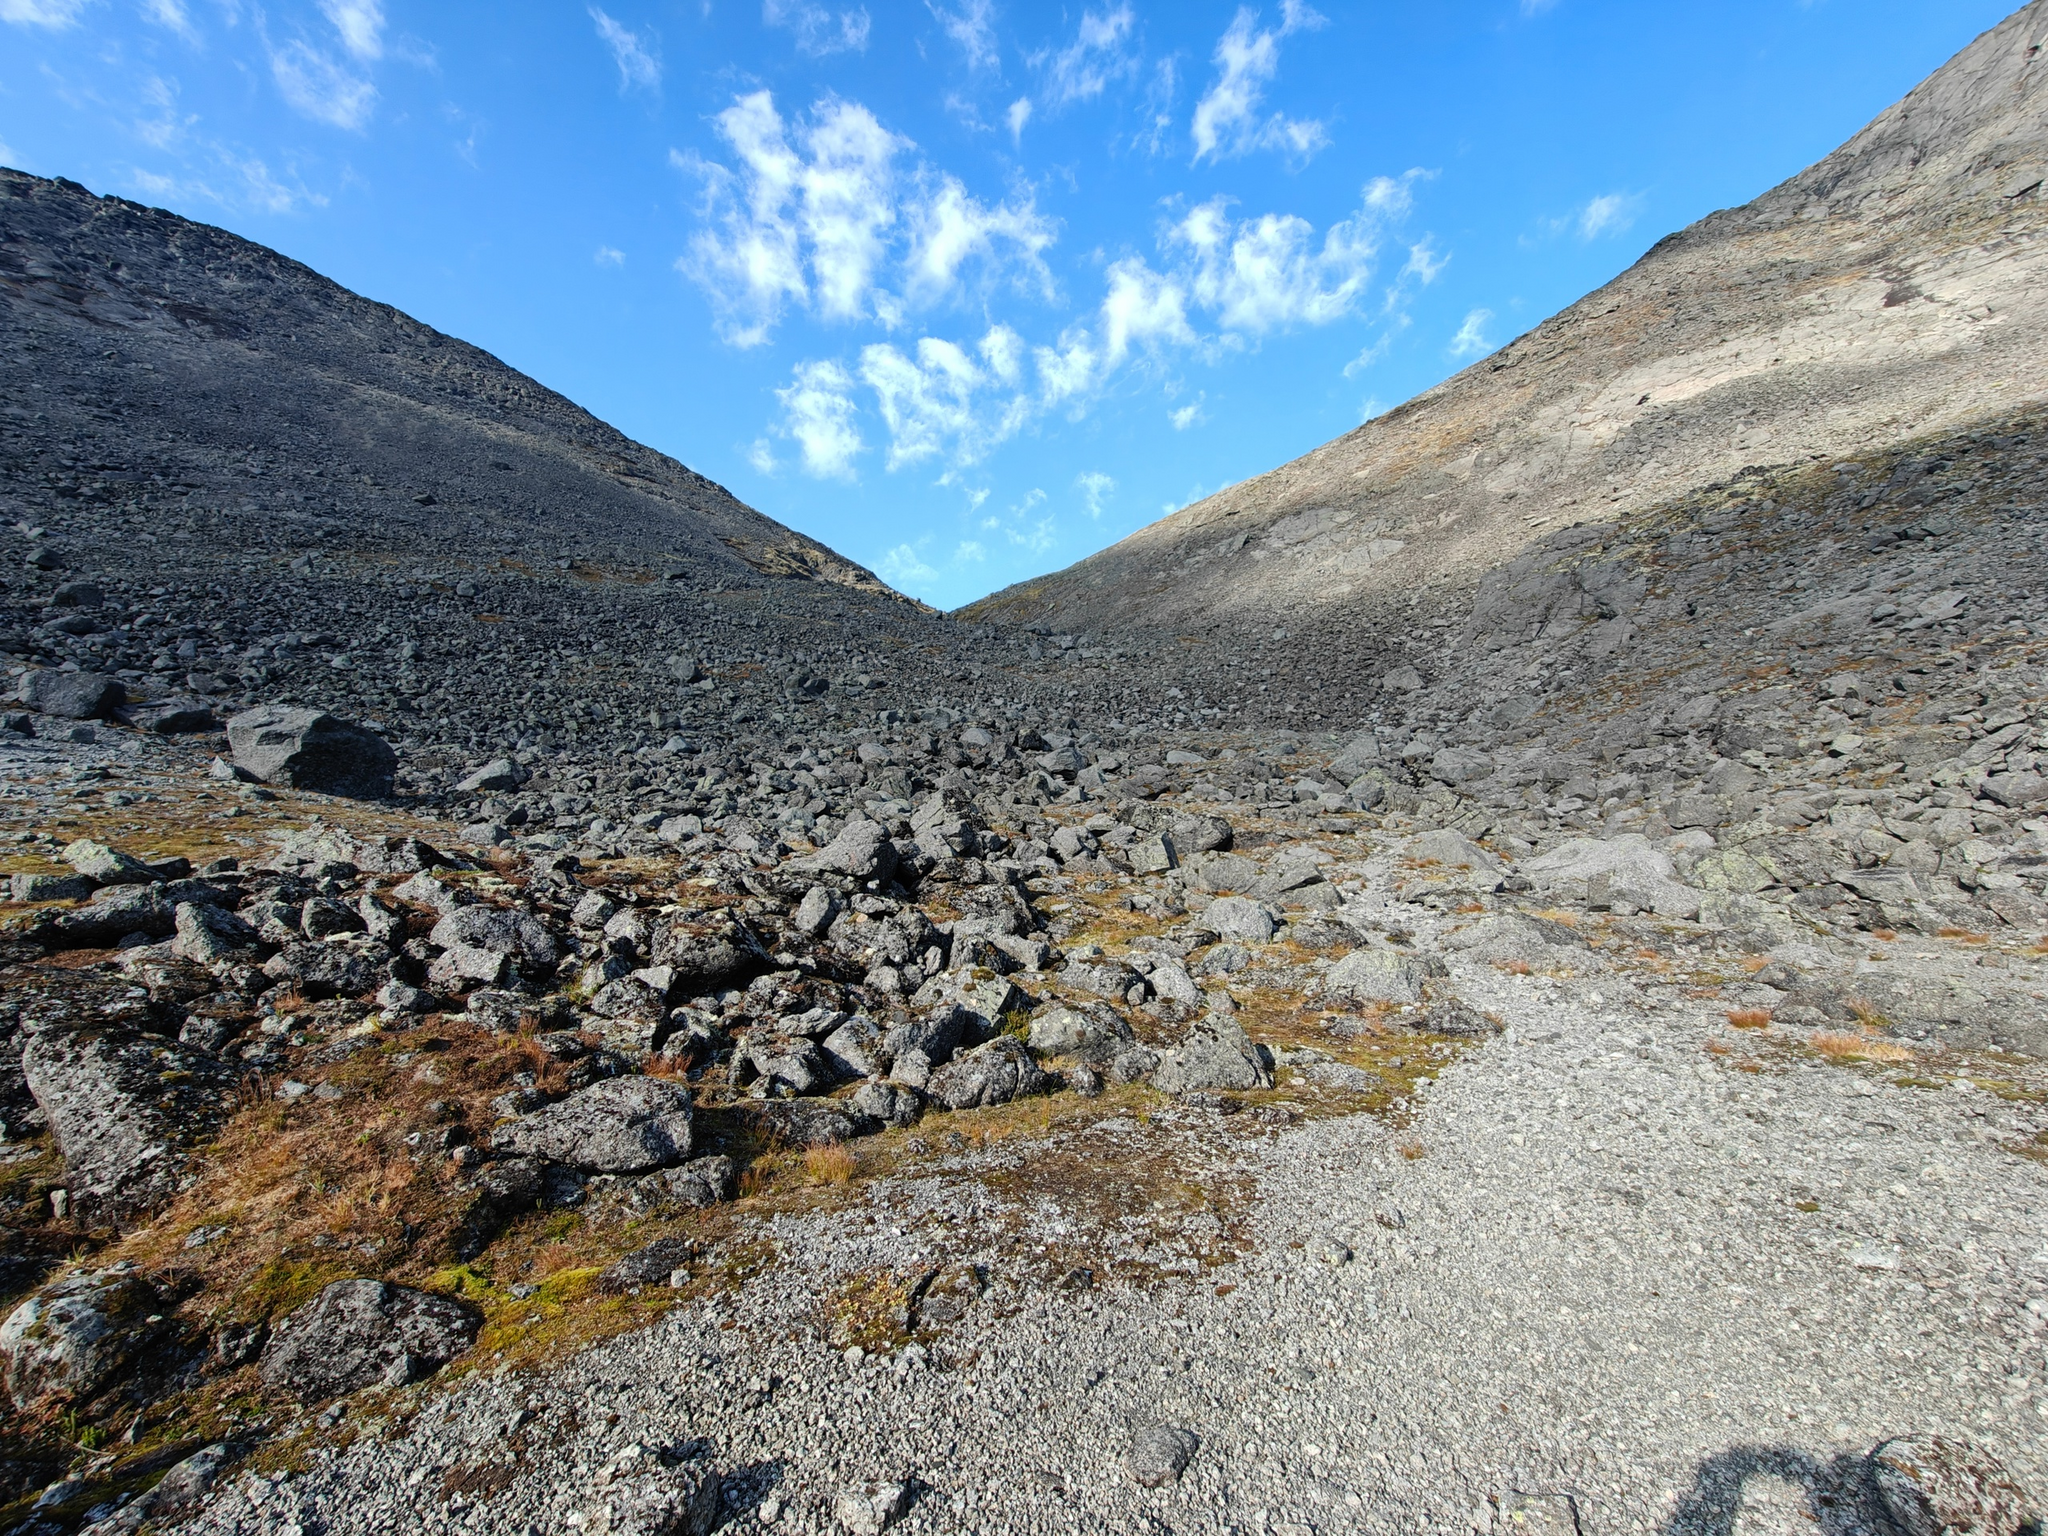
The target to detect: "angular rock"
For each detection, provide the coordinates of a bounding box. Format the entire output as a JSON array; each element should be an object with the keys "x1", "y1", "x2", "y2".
[
  {"x1": 0, "y1": 1265, "x2": 163, "y2": 1407},
  {"x1": 263, "y1": 941, "x2": 380, "y2": 998},
  {"x1": 1326, "y1": 947, "x2": 1447, "y2": 1005},
  {"x1": 258, "y1": 1279, "x2": 480, "y2": 1400},
  {"x1": 848, "y1": 1078, "x2": 923, "y2": 1129},
  {"x1": 796, "y1": 818, "x2": 897, "y2": 882},
  {"x1": 23, "y1": 1028, "x2": 229, "y2": 1223},
  {"x1": 429, "y1": 904, "x2": 561, "y2": 969},
  {"x1": 17, "y1": 669, "x2": 122, "y2": 719},
  {"x1": 927, "y1": 1035, "x2": 1049, "y2": 1110},
  {"x1": 63, "y1": 839, "x2": 156, "y2": 886},
  {"x1": 654, "y1": 917, "x2": 767, "y2": 997},
  {"x1": 1867, "y1": 1436, "x2": 2036, "y2": 1536},
  {"x1": 117, "y1": 696, "x2": 217, "y2": 734},
  {"x1": 599, "y1": 1237, "x2": 698, "y2": 1292},
  {"x1": 173, "y1": 901, "x2": 262, "y2": 965},
  {"x1": 490, "y1": 1075, "x2": 694, "y2": 1173},
  {"x1": 1203, "y1": 895, "x2": 1277, "y2": 943},
  {"x1": 581, "y1": 1463, "x2": 722, "y2": 1536},
  {"x1": 1522, "y1": 834, "x2": 1701, "y2": 920},
  {"x1": 455, "y1": 757, "x2": 525, "y2": 793},
  {"x1": 793, "y1": 884, "x2": 843, "y2": 937},
  {"x1": 1027, "y1": 1003, "x2": 1135, "y2": 1060},
  {"x1": 226, "y1": 705, "x2": 397, "y2": 798},
  {"x1": 660, "y1": 1154, "x2": 738, "y2": 1208},
  {"x1": 835, "y1": 1481, "x2": 911, "y2": 1536},
  {"x1": 10, "y1": 872, "x2": 94, "y2": 903},
  {"x1": 1126, "y1": 1424, "x2": 1199, "y2": 1488},
  {"x1": 1153, "y1": 1014, "x2": 1273, "y2": 1094}
]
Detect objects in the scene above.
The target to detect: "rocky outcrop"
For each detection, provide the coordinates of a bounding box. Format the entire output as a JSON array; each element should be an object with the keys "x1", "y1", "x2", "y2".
[
  {"x1": 490, "y1": 1076, "x2": 695, "y2": 1173},
  {"x1": 226, "y1": 705, "x2": 398, "y2": 798},
  {"x1": 0, "y1": 1265, "x2": 163, "y2": 1407},
  {"x1": 258, "y1": 1280, "x2": 480, "y2": 1399}
]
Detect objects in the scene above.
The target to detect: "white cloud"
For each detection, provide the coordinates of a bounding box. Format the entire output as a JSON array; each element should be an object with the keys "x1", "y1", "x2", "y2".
[
  {"x1": 747, "y1": 438, "x2": 778, "y2": 474},
  {"x1": 595, "y1": 245, "x2": 625, "y2": 265},
  {"x1": 1040, "y1": 4, "x2": 1136, "y2": 107},
  {"x1": 0, "y1": 0, "x2": 88, "y2": 25},
  {"x1": 955, "y1": 540, "x2": 985, "y2": 561},
  {"x1": 1168, "y1": 195, "x2": 1376, "y2": 333},
  {"x1": 928, "y1": 0, "x2": 996, "y2": 69},
  {"x1": 878, "y1": 543, "x2": 939, "y2": 585},
  {"x1": 125, "y1": 149, "x2": 321, "y2": 214},
  {"x1": 1576, "y1": 191, "x2": 1640, "y2": 239},
  {"x1": 1449, "y1": 308, "x2": 1494, "y2": 359},
  {"x1": 1005, "y1": 96, "x2": 1032, "y2": 142},
  {"x1": 1401, "y1": 237, "x2": 1447, "y2": 285},
  {"x1": 142, "y1": 0, "x2": 196, "y2": 38},
  {"x1": 774, "y1": 360, "x2": 865, "y2": 478},
  {"x1": 686, "y1": 91, "x2": 1054, "y2": 345},
  {"x1": 1134, "y1": 56, "x2": 1177, "y2": 155},
  {"x1": 1169, "y1": 395, "x2": 1204, "y2": 430},
  {"x1": 269, "y1": 39, "x2": 376, "y2": 130},
  {"x1": 1100, "y1": 256, "x2": 1193, "y2": 365},
  {"x1": 1190, "y1": 3, "x2": 1327, "y2": 164},
  {"x1": 764, "y1": 0, "x2": 870, "y2": 56},
  {"x1": 590, "y1": 8, "x2": 660, "y2": 91},
  {"x1": 320, "y1": 0, "x2": 383, "y2": 59},
  {"x1": 1076, "y1": 470, "x2": 1114, "y2": 518},
  {"x1": 858, "y1": 326, "x2": 1032, "y2": 469}
]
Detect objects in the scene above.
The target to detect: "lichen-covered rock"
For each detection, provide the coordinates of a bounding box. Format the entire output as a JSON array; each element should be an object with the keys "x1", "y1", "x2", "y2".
[
  {"x1": 258, "y1": 1279, "x2": 480, "y2": 1400},
  {"x1": 490, "y1": 1075, "x2": 694, "y2": 1173},
  {"x1": 1867, "y1": 1436, "x2": 2038, "y2": 1536},
  {"x1": 173, "y1": 902, "x2": 262, "y2": 965},
  {"x1": 17, "y1": 669, "x2": 122, "y2": 720},
  {"x1": 1326, "y1": 947, "x2": 1448, "y2": 1005},
  {"x1": 227, "y1": 705, "x2": 397, "y2": 798},
  {"x1": 1152, "y1": 1014, "x2": 1273, "y2": 1095},
  {"x1": 927, "y1": 1035, "x2": 1049, "y2": 1110},
  {"x1": 262, "y1": 941, "x2": 380, "y2": 998},
  {"x1": 579, "y1": 1462, "x2": 722, "y2": 1536},
  {"x1": 22, "y1": 1027, "x2": 230, "y2": 1223},
  {"x1": 0, "y1": 1265, "x2": 163, "y2": 1407},
  {"x1": 794, "y1": 817, "x2": 897, "y2": 882},
  {"x1": 62, "y1": 839, "x2": 155, "y2": 886}
]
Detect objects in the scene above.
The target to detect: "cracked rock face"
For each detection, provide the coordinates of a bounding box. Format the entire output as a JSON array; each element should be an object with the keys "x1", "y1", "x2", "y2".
[
  {"x1": 0, "y1": 1265, "x2": 162, "y2": 1408},
  {"x1": 258, "y1": 1280, "x2": 481, "y2": 1400},
  {"x1": 489, "y1": 1075, "x2": 695, "y2": 1173}
]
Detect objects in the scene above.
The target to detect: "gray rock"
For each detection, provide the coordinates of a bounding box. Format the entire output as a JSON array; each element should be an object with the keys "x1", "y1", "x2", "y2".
[
  {"x1": 928, "y1": 1035, "x2": 1050, "y2": 1110},
  {"x1": 0, "y1": 1265, "x2": 163, "y2": 1407},
  {"x1": 1867, "y1": 1436, "x2": 2037, "y2": 1536},
  {"x1": 118, "y1": 696, "x2": 217, "y2": 734},
  {"x1": 797, "y1": 817, "x2": 897, "y2": 882},
  {"x1": 821, "y1": 1014, "x2": 890, "y2": 1079},
  {"x1": 429, "y1": 904, "x2": 561, "y2": 968},
  {"x1": 62, "y1": 838, "x2": 155, "y2": 886},
  {"x1": 1026, "y1": 1004, "x2": 1134, "y2": 1060},
  {"x1": 9, "y1": 872, "x2": 94, "y2": 903},
  {"x1": 793, "y1": 884, "x2": 843, "y2": 937},
  {"x1": 78, "y1": 1441, "x2": 239, "y2": 1536},
  {"x1": 736, "y1": 1031, "x2": 835, "y2": 1097},
  {"x1": 1326, "y1": 947, "x2": 1448, "y2": 1005},
  {"x1": 173, "y1": 901, "x2": 261, "y2": 965},
  {"x1": 17, "y1": 669, "x2": 122, "y2": 719},
  {"x1": 754, "y1": 1098, "x2": 873, "y2": 1145},
  {"x1": 599, "y1": 1237, "x2": 698, "y2": 1291},
  {"x1": 1203, "y1": 895, "x2": 1277, "y2": 943},
  {"x1": 1522, "y1": 833, "x2": 1701, "y2": 919},
  {"x1": 1153, "y1": 1014, "x2": 1273, "y2": 1094},
  {"x1": 34, "y1": 883, "x2": 174, "y2": 947},
  {"x1": 654, "y1": 917, "x2": 766, "y2": 997},
  {"x1": 581, "y1": 1463, "x2": 723, "y2": 1536},
  {"x1": 23, "y1": 1028, "x2": 228, "y2": 1223},
  {"x1": 455, "y1": 757, "x2": 525, "y2": 792},
  {"x1": 1330, "y1": 732, "x2": 1381, "y2": 780},
  {"x1": 883, "y1": 1005, "x2": 968, "y2": 1072},
  {"x1": 1428, "y1": 746, "x2": 1494, "y2": 784},
  {"x1": 226, "y1": 705, "x2": 397, "y2": 798},
  {"x1": 263, "y1": 941, "x2": 380, "y2": 998},
  {"x1": 660, "y1": 1154, "x2": 738, "y2": 1208},
  {"x1": 49, "y1": 580, "x2": 103, "y2": 607},
  {"x1": 1126, "y1": 1424, "x2": 1199, "y2": 1488},
  {"x1": 490, "y1": 1075, "x2": 695, "y2": 1173},
  {"x1": 258, "y1": 1279, "x2": 480, "y2": 1400},
  {"x1": 848, "y1": 1078, "x2": 924, "y2": 1128},
  {"x1": 835, "y1": 1480, "x2": 911, "y2": 1535}
]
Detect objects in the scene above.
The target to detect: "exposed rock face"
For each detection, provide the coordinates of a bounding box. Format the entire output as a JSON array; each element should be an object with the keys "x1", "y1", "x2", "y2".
[
  {"x1": 258, "y1": 1279, "x2": 481, "y2": 1399},
  {"x1": 22, "y1": 1027, "x2": 229, "y2": 1224},
  {"x1": 0, "y1": 1265, "x2": 163, "y2": 1407},
  {"x1": 489, "y1": 1076, "x2": 695, "y2": 1172},
  {"x1": 1867, "y1": 1436, "x2": 2038, "y2": 1536},
  {"x1": 16, "y1": 669, "x2": 122, "y2": 719},
  {"x1": 1152, "y1": 1015, "x2": 1273, "y2": 1094},
  {"x1": 227, "y1": 705, "x2": 398, "y2": 798}
]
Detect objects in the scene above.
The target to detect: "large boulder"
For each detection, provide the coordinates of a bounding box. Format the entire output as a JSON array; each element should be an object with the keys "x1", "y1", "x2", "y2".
[
  {"x1": 1326, "y1": 947, "x2": 1447, "y2": 1005},
  {"x1": 1152, "y1": 1015, "x2": 1272, "y2": 1094},
  {"x1": 428, "y1": 905, "x2": 562, "y2": 970},
  {"x1": 653, "y1": 917, "x2": 768, "y2": 998},
  {"x1": 579, "y1": 1463, "x2": 723, "y2": 1536},
  {"x1": 795, "y1": 818, "x2": 897, "y2": 882},
  {"x1": 16, "y1": 669, "x2": 123, "y2": 719},
  {"x1": 1202, "y1": 895, "x2": 1277, "y2": 943},
  {"x1": 62, "y1": 839, "x2": 156, "y2": 887},
  {"x1": 258, "y1": 1279, "x2": 480, "y2": 1400},
  {"x1": 0, "y1": 1265, "x2": 163, "y2": 1407},
  {"x1": 927, "y1": 1036, "x2": 1049, "y2": 1110},
  {"x1": 23, "y1": 1028, "x2": 230, "y2": 1223},
  {"x1": 226, "y1": 705, "x2": 397, "y2": 798},
  {"x1": 490, "y1": 1076, "x2": 695, "y2": 1172},
  {"x1": 1522, "y1": 834, "x2": 1701, "y2": 919}
]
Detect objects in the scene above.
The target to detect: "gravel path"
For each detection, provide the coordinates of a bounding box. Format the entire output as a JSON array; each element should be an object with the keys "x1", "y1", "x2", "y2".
[{"x1": 187, "y1": 963, "x2": 2048, "y2": 1536}]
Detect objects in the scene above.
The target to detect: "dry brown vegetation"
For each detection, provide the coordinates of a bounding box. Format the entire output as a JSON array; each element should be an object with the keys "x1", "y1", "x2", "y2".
[{"x1": 1810, "y1": 1030, "x2": 1914, "y2": 1064}]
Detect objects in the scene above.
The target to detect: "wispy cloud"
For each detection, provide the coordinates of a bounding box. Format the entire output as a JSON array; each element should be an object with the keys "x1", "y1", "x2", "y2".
[
  {"x1": 927, "y1": 0, "x2": 996, "y2": 70},
  {"x1": 1190, "y1": 2, "x2": 1327, "y2": 164},
  {"x1": 1005, "y1": 96, "x2": 1031, "y2": 143},
  {"x1": 859, "y1": 327, "x2": 1032, "y2": 469},
  {"x1": 878, "y1": 542, "x2": 939, "y2": 585},
  {"x1": 269, "y1": 38, "x2": 376, "y2": 130},
  {"x1": 320, "y1": 0, "x2": 383, "y2": 59},
  {"x1": 0, "y1": 0, "x2": 89, "y2": 27},
  {"x1": 684, "y1": 90, "x2": 1055, "y2": 345},
  {"x1": 1167, "y1": 193, "x2": 1377, "y2": 332},
  {"x1": 1038, "y1": 4, "x2": 1137, "y2": 107},
  {"x1": 594, "y1": 244, "x2": 625, "y2": 266},
  {"x1": 590, "y1": 7, "x2": 660, "y2": 91},
  {"x1": 773, "y1": 359, "x2": 865, "y2": 477},
  {"x1": 764, "y1": 0, "x2": 870, "y2": 56},
  {"x1": 1449, "y1": 307, "x2": 1494, "y2": 358},
  {"x1": 1169, "y1": 394, "x2": 1205, "y2": 430},
  {"x1": 1076, "y1": 470, "x2": 1115, "y2": 517},
  {"x1": 141, "y1": 0, "x2": 197, "y2": 39},
  {"x1": 125, "y1": 150, "x2": 323, "y2": 214},
  {"x1": 1575, "y1": 190, "x2": 1640, "y2": 238}
]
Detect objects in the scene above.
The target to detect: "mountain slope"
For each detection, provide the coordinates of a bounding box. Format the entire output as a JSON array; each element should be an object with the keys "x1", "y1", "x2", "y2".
[
  {"x1": 962, "y1": 0, "x2": 2048, "y2": 636},
  {"x1": 0, "y1": 168, "x2": 902, "y2": 602}
]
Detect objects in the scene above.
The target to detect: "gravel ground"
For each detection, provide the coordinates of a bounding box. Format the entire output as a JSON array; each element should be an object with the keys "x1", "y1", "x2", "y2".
[{"x1": 183, "y1": 957, "x2": 2048, "y2": 1536}]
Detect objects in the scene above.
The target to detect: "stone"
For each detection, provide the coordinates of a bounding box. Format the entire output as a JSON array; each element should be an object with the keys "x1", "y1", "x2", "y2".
[
  {"x1": 23, "y1": 1027, "x2": 229, "y2": 1223},
  {"x1": 1867, "y1": 1436, "x2": 2037, "y2": 1536},
  {"x1": 1522, "y1": 834, "x2": 1701, "y2": 919},
  {"x1": 118, "y1": 696, "x2": 217, "y2": 734},
  {"x1": 580, "y1": 1464, "x2": 722, "y2": 1536},
  {"x1": 1429, "y1": 746, "x2": 1494, "y2": 784},
  {"x1": 0, "y1": 1265, "x2": 164, "y2": 1407},
  {"x1": 927, "y1": 1036, "x2": 1050, "y2": 1110},
  {"x1": 1330, "y1": 732, "x2": 1381, "y2": 780},
  {"x1": 429, "y1": 904, "x2": 561, "y2": 969},
  {"x1": 49, "y1": 580, "x2": 103, "y2": 608},
  {"x1": 226, "y1": 705, "x2": 397, "y2": 798},
  {"x1": 263, "y1": 941, "x2": 380, "y2": 998},
  {"x1": 62, "y1": 838, "x2": 156, "y2": 886},
  {"x1": 848, "y1": 1078, "x2": 923, "y2": 1128},
  {"x1": 1126, "y1": 1424, "x2": 1199, "y2": 1488},
  {"x1": 835, "y1": 1480, "x2": 911, "y2": 1535},
  {"x1": 599, "y1": 1237, "x2": 699, "y2": 1292},
  {"x1": 173, "y1": 902, "x2": 261, "y2": 965},
  {"x1": 660, "y1": 1154, "x2": 738, "y2": 1208},
  {"x1": 754, "y1": 1098, "x2": 872, "y2": 1145},
  {"x1": 258, "y1": 1279, "x2": 480, "y2": 1400},
  {"x1": 736, "y1": 1030, "x2": 835, "y2": 1097},
  {"x1": 16, "y1": 669, "x2": 122, "y2": 719},
  {"x1": 1130, "y1": 831, "x2": 1178, "y2": 873},
  {"x1": 796, "y1": 817, "x2": 897, "y2": 882},
  {"x1": 1027, "y1": 1003, "x2": 1135, "y2": 1059},
  {"x1": 1153, "y1": 1014, "x2": 1273, "y2": 1094},
  {"x1": 455, "y1": 757, "x2": 525, "y2": 792},
  {"x1": 490, "y1": 1075, "x2": 695, "y2": 1173},
  {"x1": 78, "y1": 1441, "x2": 239, "y2": 1536},
  {"x1": 821, "y1": 1014, "x2": 889, "y2": 1079},
  {"x1": 793, "y1": 884, "x2": 842, "y2": 937},
  {"x1": 1326, "y1": 947, "x2": 1447, "y2": 1005},
  {"x1": 1203, "y1": 895, "x2": 1277, "y2": 942},
  {"x1": 10, "y1": 872, "x2": 94, "y2": 903}
]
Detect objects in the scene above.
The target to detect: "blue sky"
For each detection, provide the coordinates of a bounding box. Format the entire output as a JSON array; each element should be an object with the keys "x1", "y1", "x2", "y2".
[{"x1": 0, "y1": 0, "x2": 2015, "y2": 608}]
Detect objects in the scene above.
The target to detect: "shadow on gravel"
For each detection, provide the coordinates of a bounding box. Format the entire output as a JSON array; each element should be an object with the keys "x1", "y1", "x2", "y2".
[{"x1": 1661, "y1": 1445, "x2": 1882, "y2": 1535}]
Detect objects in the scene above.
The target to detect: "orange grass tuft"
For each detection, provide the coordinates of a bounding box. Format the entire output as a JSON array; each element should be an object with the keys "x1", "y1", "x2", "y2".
[
  {"x1": 1810, "y1": 1030, "x2": 1912, "y2": 1064},
  {"x1": 1725, "y1": 1008, "x2": 1773, "y2": 1029},
  {"x1": 803, "y1": 1144, "x2": 857, "y2": 1185}
]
